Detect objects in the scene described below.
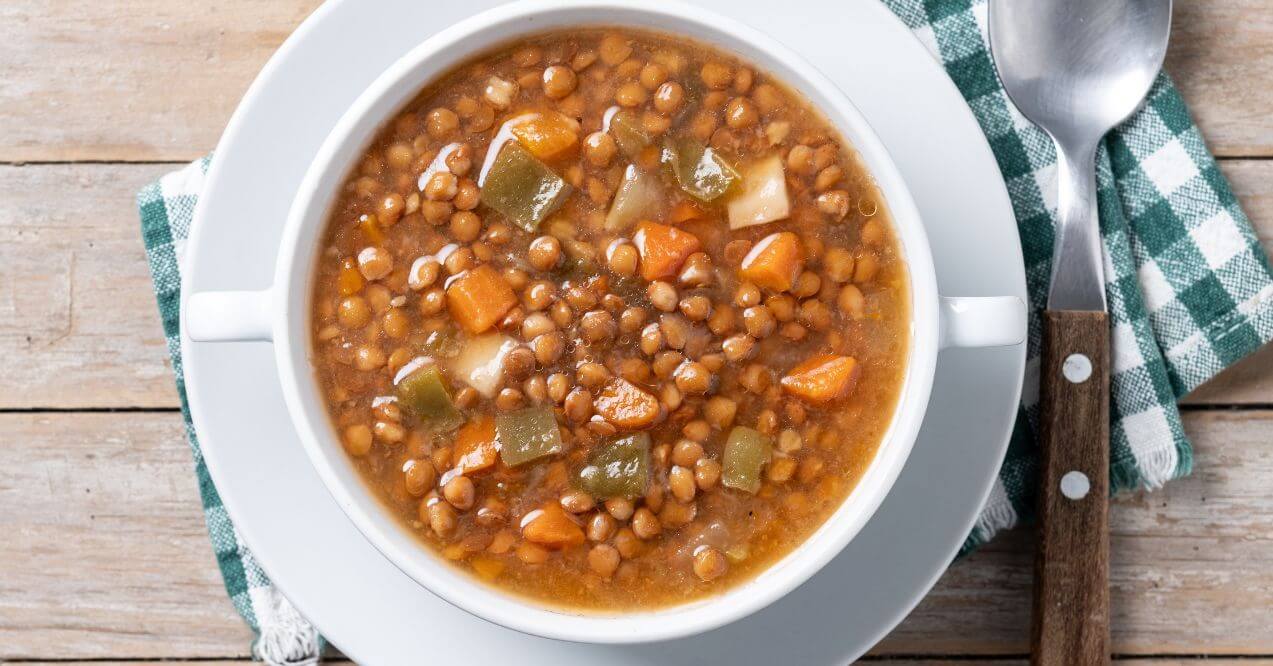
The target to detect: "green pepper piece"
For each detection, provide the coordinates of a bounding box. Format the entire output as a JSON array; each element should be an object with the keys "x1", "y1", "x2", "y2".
[
  {"x1": 662, "y1": 136, "x2": 740, "y2": 202},
  {"x1": 722, "y1": 426, "x2": 771, "y2": 494},
  {"x1": 576, "y1": 433, "x2": 651, "y2": 499},
  {"x1": 496, "y1": 407, "x2": 564, "y2": 467},
  {"x1": 480, "y1": 141, "x2": 572, "y2": 232},
  {"x1": 608, "y1": 109, "x2": 650, "y2": 158},
  {"x1": 396, "y1": 364, "x2": 463, "y2": 432}
]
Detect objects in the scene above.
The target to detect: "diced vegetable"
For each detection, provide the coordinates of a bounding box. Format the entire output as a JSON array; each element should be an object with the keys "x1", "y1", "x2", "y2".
[
  {"x1": 452, "y1": 415, "x2": 500, "y2": 475},
  {"x1": 470, "y1": 556, "x2": 505, "y2": 581},
  {"x1": 669, "y1": 199, "x2": 709, "y2": 224},
  {"x1": 449, "y1": 333, "x2": 516, "y2": 398},
  {"x1": 661, "y1": 136, "x2": 739, "y2": 202},
  {"x1": 781, "y1": 354, "x2": 861, "y2": 403},
  {"x1": 446, "y1": 264, "x2": 517, "y2": 334},
  {"x1": 422, "y1": 325, "x2": 461, "y2": 359},
  {"x1": 722, "y1": 426, "x2": 771, "y2": 494},
  {"x1": 337, "y1": 258, "x2": 364, "y2": 295},
  {"x1": 481, "y1": 141, "x2": 572, "y2": 231},
  {"x1": 521, "y1": 502, "x2": 586, "y2": 548},
  {"x1": 496, "y1": 407, "x2": 564, "y2": 467},
  {"x1": 607, "y1": 108, "x2": 651, "y2": 158},
  {"x1": 576, "y1": 432, "x2": 651, "y2": 499},
  {"x1": 739, "y1": 231, "x2": 804, "y2": 292},
  {"x1": 592, "y1": 377, "x2": 661, "y2": 430},
  {"x1": 727, "y1": 154, "x2": 790, "y2": 229},
  {"x1": 632, "y1": 221, "x2": 702, "y2": 281},
  {"x1": 396, "y1": 364, "x2": 463, "y2": 431},
  {"x1": 357, "y1": 213, "x2": 384, "y2": 243},
  {"x1": 509, "y1": 111, "x2": 579, "y2": 161},
  {"x1": 605, "y1": 165, "x2": 665, "y2": 231}
]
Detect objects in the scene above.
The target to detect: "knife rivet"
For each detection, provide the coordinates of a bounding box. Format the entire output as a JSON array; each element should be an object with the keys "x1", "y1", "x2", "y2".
[
  {"x1": 1061, "y1": 471, "x2": 1090, "y2": 500},
  {"x1": 1062, "y1": 353, "x2": 1092, "y2": 384}
]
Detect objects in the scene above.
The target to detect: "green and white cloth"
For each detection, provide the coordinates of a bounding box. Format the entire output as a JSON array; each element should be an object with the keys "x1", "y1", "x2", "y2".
[{"x1": 139, "y1": 0, "x2": 1273, "y2": 660}]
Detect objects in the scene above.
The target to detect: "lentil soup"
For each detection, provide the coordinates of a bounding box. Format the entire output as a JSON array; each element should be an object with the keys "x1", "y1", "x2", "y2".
[{"x1": 311, "y1": 27, "x2": 909, "y2": 610}]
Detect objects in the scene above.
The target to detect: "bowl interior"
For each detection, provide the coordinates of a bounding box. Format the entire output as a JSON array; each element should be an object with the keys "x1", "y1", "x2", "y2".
[{"x1": 272, "y1": 0, "x2": 940, "y2": 644}]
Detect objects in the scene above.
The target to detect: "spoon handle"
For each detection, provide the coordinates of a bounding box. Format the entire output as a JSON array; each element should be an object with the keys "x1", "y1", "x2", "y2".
[{"x1": 1032, "y1": 310, "x2": 1110, "y2": 665}]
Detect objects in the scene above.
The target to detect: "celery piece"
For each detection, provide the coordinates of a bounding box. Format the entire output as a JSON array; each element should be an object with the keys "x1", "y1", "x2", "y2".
[
  {"x1": 480, "y1": 141, "x2": 571, "y2": 232},
  {"x1": 722, "y1": 426, "x2": 772, "y2": 494},
  {"x1": 422, "y1": 324, "x2": 461, "y2": 359},
  {"x1": 576, "y1": 432, "x2": 651, "y2": 499},
  {"x1": 496, "y1": 407, "x2": 564, "y2": 467},
  {"x1": 608, "y1": 109, "x2": 651, "y2": 158},
  {"x1": 396, "y1": 364, "x2": 463, "y2": 432},
  {"x1": 662, "y1": 136, "x2": 740, "y2": 202}
]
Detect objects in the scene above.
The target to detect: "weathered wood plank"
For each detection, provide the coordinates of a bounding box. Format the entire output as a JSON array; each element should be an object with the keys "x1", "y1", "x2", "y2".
[
  {"x1": 2, "y1": 411, "x2": 1270, "y2": 659},
  {"x1": 0, "y1": 163, "x2": 179, "y2": 408},
  {"x1": 0, "y1": 0, "x2": 1269, "y2": 161},
  {"x1": 0, "y1": 0, "x2": 323, "y2": 162},
  {"x1": 0, "y1": 413, "x2": 253, "y2": 659},
  {"x1": 1164, "y1": 0, "x2": 1273, "y2": 158},
  {"x1": 875, "y1": 409, "x2": 1273, "y2": 655},
  {"x1": 0, "y1": 161, "x2": 1268, "y2": 410}
]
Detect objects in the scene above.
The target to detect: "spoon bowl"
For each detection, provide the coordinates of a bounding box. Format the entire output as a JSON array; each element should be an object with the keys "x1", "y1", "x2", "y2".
[{"x1": 989, "y1": 0, "x2": 1171, "y2": 149}]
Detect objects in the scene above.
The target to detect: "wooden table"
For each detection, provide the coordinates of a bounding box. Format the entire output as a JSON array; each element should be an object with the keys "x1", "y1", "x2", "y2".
[{"x1": 1, "y1": 1, "x2": 1269, "y2": 662}]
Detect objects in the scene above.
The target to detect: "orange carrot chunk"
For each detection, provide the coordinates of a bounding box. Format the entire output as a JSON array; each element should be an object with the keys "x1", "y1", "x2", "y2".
[
  {"x1": 669, "y1": 199, "x2": 709, "y2": 224},
  {"x1": 593, "y1": 378, "x2": 661, "y2": 430},
  {"x1": 446, "y1": 264, "x2": 517, "y2": 334},
  {"x1": 633, "y1": 221, "x2": 702, "y2": 281},
  {"x1": 509, "y1": 111, "x2": 579, "y2": 161},
  {"x1": 780, "y1": 354, "x2": 860, "y2": 403},
  {"x1": 452, "y1": 415, "x2": 500, "y2": 475},
  {"x1": 739, "y1": 231, "x2": 803, "y2": 292},
  {"x1": 521, "y1": 502, "x2": 586, "y2": 548}
]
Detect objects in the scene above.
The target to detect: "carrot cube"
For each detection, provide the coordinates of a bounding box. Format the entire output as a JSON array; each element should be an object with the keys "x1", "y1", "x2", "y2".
[
  {"x1": 510, "y1": 111, "x2": 579, "y2": 161},
  {"x1": 669, "y1": 199, "x2": 709, "y2": 224},
  {"x1": 780, "y1": 354, "x2": 860, "y2": 403},
  {"x1": 446, "y1": 264, "x2": 517, "y2": 334},
  {"x1": 592, "y1": 378, "x2": 661, "y2": 430},
  {"x1": 452, "y1": 415, "x2": 499, "y2": 475},
  {"x1": 739, "y1": 231, "x2": 803, "y2": 292},
  {"x1": 521, "y1": 502, "x2": 586, "y2": 549},
  {"x1": 633, "y1": 221, "x2": 703, "y2": 281}
]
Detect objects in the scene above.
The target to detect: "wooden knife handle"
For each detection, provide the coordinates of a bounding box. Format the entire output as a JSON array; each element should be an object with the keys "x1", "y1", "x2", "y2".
[{"x1": 1031, "y1": 310, "x2": 1111, "y2": 665}]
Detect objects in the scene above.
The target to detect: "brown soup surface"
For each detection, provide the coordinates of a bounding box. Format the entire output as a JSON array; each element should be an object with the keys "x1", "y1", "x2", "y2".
[{"x1": 310, "y1": 27, "x2": 909, "y2": 611}]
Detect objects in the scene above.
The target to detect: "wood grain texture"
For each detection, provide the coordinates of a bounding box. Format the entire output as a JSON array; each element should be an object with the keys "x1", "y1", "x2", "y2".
[
  {"x1": 0, "y1": 160, "x2": 1267, "y2": 411},
  {"x1": 876, "y1": 409, "x2": 1273, "y2": 656},
  {"x1": 0, "y1": 413, "x2": 254, "y2": 660},
  {"x1": 0, "y1": 0, "x2": 1269, "y2": 161},
  {"x1": 3, "y1": 411, "x2": 1270, "y2": 659},
  {"x1": 0, "y1": 163, "x2": 179, "y2": 409},
  {"x1": 1033, "y1": 312, "x2": 1112, "y2": 665},
  {"x1": 1163, "y1": 0, "x2": 1273, "y2": 157},
  {"x1": 0, "y1": 0, "x2": 323, "y2": 162}
]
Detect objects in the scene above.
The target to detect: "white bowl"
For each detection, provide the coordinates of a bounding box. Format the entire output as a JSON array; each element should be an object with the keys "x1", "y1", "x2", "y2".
[{"x1": 184, "y1": 0, "x2": 1025, "y2": 645}]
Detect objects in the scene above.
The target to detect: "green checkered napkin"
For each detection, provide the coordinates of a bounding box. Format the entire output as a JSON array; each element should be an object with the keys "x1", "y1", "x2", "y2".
[{"x1": 138, "y1": 0, "x2": 1273, "y2": 659}]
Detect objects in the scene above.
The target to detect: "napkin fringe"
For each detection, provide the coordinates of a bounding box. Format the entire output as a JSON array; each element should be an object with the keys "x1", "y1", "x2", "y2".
[{"x1": 252, "y1": 588, "x2": 321, "y2": 666}]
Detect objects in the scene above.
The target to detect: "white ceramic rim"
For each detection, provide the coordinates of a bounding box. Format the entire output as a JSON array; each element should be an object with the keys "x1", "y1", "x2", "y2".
[{"x1": 271, "y1": 0, "x2": 939, "y2": 644}]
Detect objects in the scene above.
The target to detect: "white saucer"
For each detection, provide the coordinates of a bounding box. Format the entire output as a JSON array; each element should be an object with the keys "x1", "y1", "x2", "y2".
[{"x1": 182, "y1": 0, "x2": 1027, "y2": 662}]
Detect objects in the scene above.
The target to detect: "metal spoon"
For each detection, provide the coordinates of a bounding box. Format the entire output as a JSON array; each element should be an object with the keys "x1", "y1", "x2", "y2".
[{"x1": 988, "y1": 1, "x2": 1171, "y2": 663}]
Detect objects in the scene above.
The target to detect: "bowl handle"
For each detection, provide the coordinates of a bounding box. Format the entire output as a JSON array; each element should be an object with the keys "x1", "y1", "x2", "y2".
[
  {"x1": 185, "y1": 289, "x2": 275, "y2": 342},
  {"x1": 939, "y1": 295, "x2": 1027, "y2": 349}
]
